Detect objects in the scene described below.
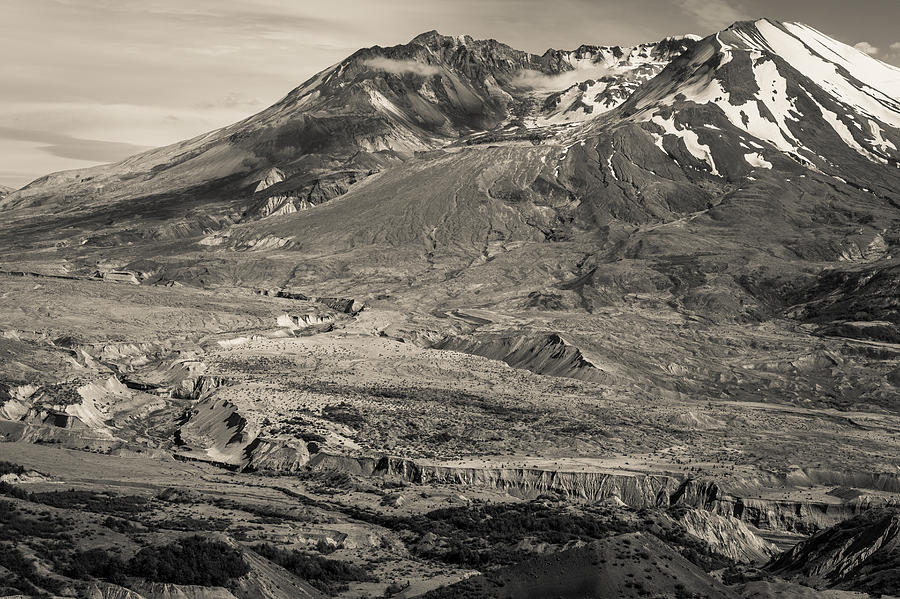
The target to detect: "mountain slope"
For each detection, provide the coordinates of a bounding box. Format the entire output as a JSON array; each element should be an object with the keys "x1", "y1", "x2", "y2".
[
  {"x1": 536, "y1": 36, "x2": 700, "y2": 124},
  {"x1": 0, "y1": 32, "x2": 693, "y2": 218},
  {"x1": 612, "y1": 19, "x2": 900, "y2": 188},
  {"x1": 768, "y1": 507, "x2": 900, "y2": 594},
  {"x1": 425, "y1": 532, "x2": 739, "y2": 599},
  {"x1": 3, "y1": 21, "x2": 900, "y2": 599},
  {"x1": 0, "y1": 33, "x2": 555, "y2": 213},
  {"x1": 219, "y1": 20, "x2": 900, "y2": 258},
  {"x1": 0, "y1": 20, "x2": 899, "y2": 412},
  {"x1": 1, "y1": 21, "x2": 898, "y2": 268}
]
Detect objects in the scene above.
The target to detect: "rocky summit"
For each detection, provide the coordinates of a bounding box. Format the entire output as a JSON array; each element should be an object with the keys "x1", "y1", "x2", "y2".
[{"x1": 1, "y1": 16, "x2": 899, "y2": 599}]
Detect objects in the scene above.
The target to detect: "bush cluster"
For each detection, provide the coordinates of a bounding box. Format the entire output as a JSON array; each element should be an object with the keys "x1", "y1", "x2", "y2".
[
  {"x1": 0, "y1": 544, "x2": 66, "y2": 595},
  {"x1": 250, "y1": 543, "x2": 375, "y2": 595},
  {"x1": 125, "y1": 536, "x2": 250, "y2": 586},
  {"x1": 0, "y1": 461, "x2": 26, "y2": 476}
]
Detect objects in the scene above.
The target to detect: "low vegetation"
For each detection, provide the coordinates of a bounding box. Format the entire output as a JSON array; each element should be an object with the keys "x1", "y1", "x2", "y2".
[
  {"x1": 28, "y1": 489, "x2": 149, "y2": 516},
  {"x1": 64, "y1": 548, "x2": 127, "y2": 585},
  {"x1": 250, "y1": 543, "x2": 376, "y2": 595},
  {"x1": 126, "y1": 536, "x2": 250, "y2": 586},
  {"x1": 296, "y1": 492, "x2": 735, "y2": 572},
  {"x1": 0, "y1": 461, "x2": 26, "y2": 476},
  {"x1": 0, "y1": 544, "x2": 67, "y2": 596},
  {"x1": 0, "y1": 485, "x2": 251, "y2": 592}
]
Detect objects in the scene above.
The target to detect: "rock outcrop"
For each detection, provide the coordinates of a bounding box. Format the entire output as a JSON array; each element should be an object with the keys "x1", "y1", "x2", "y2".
[
  {"x1": 172, "y1": 375, "x2": 230, "y2": 400},
  {"x1": 305, "y1": 455, "x2": 897, "y2": 535},
  {"x1": 768, "y1": 507, "x2": 900, "y2": 595},
  {"x1": 314, "y1": 297, "x2": 365, "y2": 315},
  {"x1": 128, "y1": 583, "x2": 238, "y2": 599},
  {"x1": 87, "y1": 583, "x2": 147, "y2": 599},
  {"x1": 669, "y1": 507, "x2": 777, "y2": 563},
  {"x1": 670, "y1": 478, "x2": 898, "y2": 534},
  {"x1": 242, "y1": 437, "x2": 310, "y2": 472},
  {"x1": 177, "y1": 398, "x2": 310, "y2": 472},
  {"x1": 434, "y1": 332, "x2": 608, "y2": 382},
  {"x1": 331, "y1": 456, "x2": 678, "y2": 506}
]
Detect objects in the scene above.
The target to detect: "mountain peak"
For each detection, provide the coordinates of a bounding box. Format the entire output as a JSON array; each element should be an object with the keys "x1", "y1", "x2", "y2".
[
  {"x1": 410, "y1": 30, "x2": 473, "y2": 48},
  {"x1": 613, "y1": 14, "x2": 900, "y2": 183},
  {"x1": 410, "y1": 29, "x2": 445, "y2": 43},
  {"x1": 721, "y1": 17, "x2": 771, "y2": 32}
]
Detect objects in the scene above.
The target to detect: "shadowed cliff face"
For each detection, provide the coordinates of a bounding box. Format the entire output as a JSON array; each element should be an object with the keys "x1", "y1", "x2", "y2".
[
  {"x1": 301, "y1": 454, "x2": 900, "y2": 538},
  {"x1": 768, "y1": 507, "x2": 900, "y2": 594}
]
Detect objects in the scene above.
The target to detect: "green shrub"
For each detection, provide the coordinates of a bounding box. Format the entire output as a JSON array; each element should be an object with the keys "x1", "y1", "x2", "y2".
[{"x1": 0, "y1": 542, "x2": 66, "y2": 595}]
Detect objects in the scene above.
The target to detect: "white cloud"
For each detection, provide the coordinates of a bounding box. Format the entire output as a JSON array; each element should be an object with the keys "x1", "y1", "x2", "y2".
[
  {"x1": 853, "y1": 41, "x2": 879, "y2": 55},
  {"x1": 885, "y1": 42, "x2": 900, "y2": 65},
  {"x1": 0, "y1": 101, "x2": 251, "y2": 148},
  {"x1": 363, "y1": 57, "x2": 442, "y2": 76},
  {"x1": 511, "y1": 67, "x2": 610, "y2": 92}
]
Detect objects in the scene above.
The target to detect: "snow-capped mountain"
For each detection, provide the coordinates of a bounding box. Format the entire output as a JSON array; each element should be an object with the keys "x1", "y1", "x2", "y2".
[
  {"x1": 615, "y1": 19, "x2": 900, "y2": 186},
  {"x1": 538, "y1": 37, "x2": 701, "y2": 124},
  {"x1": 1, "y1": 19, "x2": 899, "y2": 290},
  {"x1": 0, "y1": 31, "x2": 697, "y2": 215}
]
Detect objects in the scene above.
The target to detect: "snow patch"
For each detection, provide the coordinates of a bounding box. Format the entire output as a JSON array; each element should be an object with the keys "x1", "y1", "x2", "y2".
[
  {"x1": 756, "y1": 20, "x2": 900, "y2": 129},
  {"x1": 716, "y1": 33, "x2": 734, "y2": 66},
  {"x1": 800, "y1": 85, "x2": 886, "y2": 164},
  {"x1": 744, "y1": 153, "x2": 772, "y2": 169},
  {"x1": 651, "y1": 115, "x2": 720, "y2": 176},
  {"x1": 607, "y1": 148, "x2": 619, "y2": 181},
  {"x1": 866, "y1": 120, "x2": 897, "y2": 153}
]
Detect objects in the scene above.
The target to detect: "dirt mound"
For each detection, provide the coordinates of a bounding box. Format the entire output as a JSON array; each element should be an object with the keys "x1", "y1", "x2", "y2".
[
  {"x1": 177, "y1": 398, "x2": 309, "y2": 471},
  {"x1": 669, "y1": 411, "x2": 726, "y2": 430},
  {"x1": 434, "y1": 332, "x2": 608, "y2": 382}
]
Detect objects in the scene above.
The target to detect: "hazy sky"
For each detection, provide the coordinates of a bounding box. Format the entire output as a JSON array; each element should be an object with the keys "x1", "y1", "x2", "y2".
[{"x1": 3, "y1": 0, "x2": 900, "y2": 188}]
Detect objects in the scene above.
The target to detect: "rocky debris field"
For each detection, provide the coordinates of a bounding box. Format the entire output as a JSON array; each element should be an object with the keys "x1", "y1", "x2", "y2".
[{"x1": 0, "y1": 276, "x2": 898, "y2": 597}]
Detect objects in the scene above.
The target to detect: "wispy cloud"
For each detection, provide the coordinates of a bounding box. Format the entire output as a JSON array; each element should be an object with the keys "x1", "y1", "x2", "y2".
[
  {"x1": 511, "y1": 67, "x2": 612, "y2": 92},
  {"x1": 193, "y1": 92, "x2": 262, "y2": 111},
  {"x1": 673, "y1": 0, "x2": 748, "y2": 31},
  {"x1": 4, "y1": 0, "x2": 900, "y2": 183},
  {"x1": 363, "y1": 57, "x2": 442, "y2": 76},
  {"x1": 0, "y1": 126, "x2": 151, "y2": 162},
  {"x1": 885, "y1": 41, "x2": 900, "y2": 64}
]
